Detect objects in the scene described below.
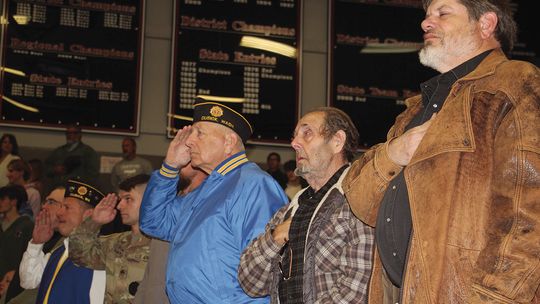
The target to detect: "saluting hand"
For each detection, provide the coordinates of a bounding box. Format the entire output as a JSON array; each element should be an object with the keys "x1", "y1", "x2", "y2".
[
  {"x1": 32, "y1": 209, "x2": 54, "y2": 244},
  {"x1": 164, "y1": 125, "x2": 193, "y2": 169},
  {"x1": 91, "y1": 194, "x2": 118, "y2": 225}
]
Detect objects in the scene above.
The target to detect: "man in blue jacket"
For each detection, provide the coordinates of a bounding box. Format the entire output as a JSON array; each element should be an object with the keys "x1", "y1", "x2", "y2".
[{"x1": 140, "y1": 97, "x2": 288, "y2": 304}]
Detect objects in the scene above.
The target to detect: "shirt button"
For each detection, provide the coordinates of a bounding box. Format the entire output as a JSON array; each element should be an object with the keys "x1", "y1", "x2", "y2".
[
  {"x1": 386, "y1": 218, "x2": 391, "y2": 222},
  {"x1": 392, "y1": 252, "x2": 397, "y2": 257},
  {"x1": 433, "y1": 104, "x2": 438, "y2": 108},
  {"x1": 392, "y1": 185, "x2": 396, "y2": 190}
]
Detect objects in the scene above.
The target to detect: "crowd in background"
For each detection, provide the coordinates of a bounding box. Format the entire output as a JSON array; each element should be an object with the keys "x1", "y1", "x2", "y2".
[{"x1": 0, "y1": 129, "x2": 299, "y2": 304}]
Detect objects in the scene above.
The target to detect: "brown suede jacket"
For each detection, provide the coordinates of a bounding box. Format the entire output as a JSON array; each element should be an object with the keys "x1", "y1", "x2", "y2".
[{"x1": 343, "y1": 49, "x2": 540, "y2": 304}]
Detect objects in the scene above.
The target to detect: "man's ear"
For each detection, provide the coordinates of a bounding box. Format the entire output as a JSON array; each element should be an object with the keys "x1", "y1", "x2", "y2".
[
  {"x1": 332, "y1": 130, "x2": 346, "y2": 154},
  {"x1": 83, "y1": 207, "x2": 94, "y2": 219},
  {"x1": 224, "y1": 132, "x2": 239, "y2": 154},
  {"x1": 479, "y1": 12, "x2": 498, "y2": 39}
]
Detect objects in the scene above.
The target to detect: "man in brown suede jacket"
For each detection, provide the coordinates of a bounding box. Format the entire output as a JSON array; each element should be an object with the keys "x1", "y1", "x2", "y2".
[{"x1": 343, "y1": 0, "x2": 540, "y2": 303}]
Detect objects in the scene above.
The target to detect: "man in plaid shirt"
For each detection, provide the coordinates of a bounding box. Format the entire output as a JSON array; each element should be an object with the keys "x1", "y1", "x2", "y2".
[{"x1": 238, "y1": 107, "x2": 374, "y2": 303}]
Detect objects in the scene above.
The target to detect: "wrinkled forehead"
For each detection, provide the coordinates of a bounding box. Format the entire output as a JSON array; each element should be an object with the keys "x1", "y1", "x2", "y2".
[{"x1": 295, "y1": 112, "x2": 325, "y2": 133}]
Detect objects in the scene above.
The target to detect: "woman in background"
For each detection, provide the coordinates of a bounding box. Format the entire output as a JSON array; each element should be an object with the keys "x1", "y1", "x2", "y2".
[
  {"x1": 6, "y1": 159, "x2": 40, "y2": 218},
  {"x1": 0, "y1": 134, "x2": 20, "y2": 188}
]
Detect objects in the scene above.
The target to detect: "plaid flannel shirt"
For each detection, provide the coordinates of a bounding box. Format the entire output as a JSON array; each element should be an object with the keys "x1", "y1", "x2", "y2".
[{"x1": 238, "y1": 168, "x2": 374, "y2": 303}]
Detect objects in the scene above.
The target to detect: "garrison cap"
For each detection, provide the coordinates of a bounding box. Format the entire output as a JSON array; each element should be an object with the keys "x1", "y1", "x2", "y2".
[
  {"x1": 64, "y1": 179, "x2": 104, "y2": 207},
  {"x1": 193, "y1": 97, "x2": 253, "y2": 143}
]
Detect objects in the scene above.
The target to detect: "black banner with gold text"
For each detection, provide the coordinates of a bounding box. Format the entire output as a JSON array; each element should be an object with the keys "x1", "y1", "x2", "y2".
[
  {"x1": 0, "y1": 0, "x2": 144, "y2": 134},
  {"x1": 169, "y1": 0, "x2": 301, "y2": 144}
]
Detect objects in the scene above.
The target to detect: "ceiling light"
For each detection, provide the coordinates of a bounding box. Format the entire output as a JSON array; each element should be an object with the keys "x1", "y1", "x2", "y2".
[
  {"x1": 196, "y1": 95, "x2": 245, "y2": 103},
  {"x1": 2, "y1": 95, "x2": 39, "y2": 113},
  {"x1": 240, "y1": 36, "x2": 297, "y2": 58},
  {"x1": 167, "y1": 113, "x2": 194, "y2": 121},
  {"x1": 0, "y1": 67, "x2": 26, "y2": 77}
]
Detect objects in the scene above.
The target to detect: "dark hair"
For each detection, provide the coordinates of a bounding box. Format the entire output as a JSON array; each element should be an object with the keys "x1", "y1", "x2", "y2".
[
  {"x1": 1, "y1": 133, "x2": 19, "y2": 156},
  {"x1": 310, "y1": 107, "x2": 359, "y2": 162},
  {"x1": 422, "y1": 0, "x2": 517, "y2": 53},
  {"x1": 0, "y1": 185, "x2": 28, "y2": 210},
  {"x1": 50, "y1": 185, "x2": 66, "y2": 194},
  {"x1": 66, "y1": 124, "x2": 82, "y2": 133},
  {"x1": 118, "y1": 174, "x2": 150, "y2": 192},
  {"x1": 283, "y1": 160, "x2": 296, "y2": 172},
  {"x1": 123, "y1": 137, "x2": 137, "y2": 147},
  {"x1": 267, "y1": 152, "x2": 281, "y2": 162},
  {"x1": 8, "y1": 159, "x2": 31, "y2": 181}
]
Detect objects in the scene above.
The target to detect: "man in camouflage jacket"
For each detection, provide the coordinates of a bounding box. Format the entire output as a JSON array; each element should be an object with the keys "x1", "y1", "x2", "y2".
[{"x1": 69, "y1": 174, "x2": 151, "y2": 303}]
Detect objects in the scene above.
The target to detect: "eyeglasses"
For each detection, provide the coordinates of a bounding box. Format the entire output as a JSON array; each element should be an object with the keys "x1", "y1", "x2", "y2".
[{"x1": 278, "y1": 243, "x2": 293, "y2": 281}]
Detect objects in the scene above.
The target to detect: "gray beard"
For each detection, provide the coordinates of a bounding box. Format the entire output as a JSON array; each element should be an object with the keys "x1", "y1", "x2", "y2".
[
  {"x1": 294, "y1": 166, "x2": 308, "y2": 178},
  {"x1": 419, "y1": 46, "x2": 442, "y2": 71}
]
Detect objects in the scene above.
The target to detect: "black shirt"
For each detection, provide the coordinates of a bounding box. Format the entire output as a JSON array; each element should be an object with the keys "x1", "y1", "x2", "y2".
[
  {"x1": 375, "y1": 50, "x2": 492, "y2": 287},
  {"x1": 278, "y1": 165, "x2": 348, "y2": 303}
]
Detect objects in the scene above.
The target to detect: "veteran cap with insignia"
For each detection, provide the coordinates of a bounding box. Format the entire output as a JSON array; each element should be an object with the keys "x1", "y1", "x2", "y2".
[
  {"x1": 193, "y1": 97, "x2": 253, "y2": 143},
  {"x1": 65, "y1": 179, "x2": 105, "y2": 207}
]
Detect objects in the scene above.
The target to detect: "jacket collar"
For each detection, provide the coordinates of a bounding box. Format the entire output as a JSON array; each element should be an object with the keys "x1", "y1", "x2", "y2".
[
  {"x1": 456, "y1": 48, "x2": 508, "y2": 83},
  {"x1": 287, "y1": 166, "x2": 350, "y2": 219},
  {"x1": 215, "y1": 151, "x2": 249, "y2": 176},
  {"x1": 408, "y1": 49, "x2": 508, "y2": 166}
]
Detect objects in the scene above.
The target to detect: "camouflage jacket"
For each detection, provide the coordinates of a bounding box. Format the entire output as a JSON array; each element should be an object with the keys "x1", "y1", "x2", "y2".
[{"x1": 69, "y1": 218, "x2": 151, "y2": 304}]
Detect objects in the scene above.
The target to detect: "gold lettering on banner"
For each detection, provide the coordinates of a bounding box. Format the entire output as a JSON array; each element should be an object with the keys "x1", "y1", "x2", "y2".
[
  {"x1": 199, "y1": 49, "x2": 229, "y2": 61},
  {"x1": 181, "y1": 16, "x2": 227, "y2": 30},
  {"x1": 337, "y1": 85, "x2": 366, "y2": 96},
  {"x1": 69, "y1": 0, "x2": 137, "y2": 14},
  {"x1": 30, "y1": 74, "x2": 62, "y2": 85},
  {"x1": 10, "y1": 38, "x2": 65, "y2": 52},
  {"x1": 336, "y1": 35, "x2": 421, "y2": 47},
  {"x1": 231, "y1": 21, "x2": 295, "y2": 37},
  {"x1": 336, "y1": 34, "x2": 380, "y2": 46},
  {"x1": 68, "y1": 77, "x2": 113, "y2": 89},
  {"x1": 69, "y1": 44, "x2": 134, "y2": 60},
  {"x1": 369, "y1": 87, "x2": 399, "y2": 98},
  {"x1": 234, "y1": 52, "x2": 276, "y2": 66}
]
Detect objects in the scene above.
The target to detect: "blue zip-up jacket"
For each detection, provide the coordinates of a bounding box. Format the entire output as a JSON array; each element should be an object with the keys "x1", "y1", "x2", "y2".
[{"x1": 140, "y1": 152, "x2": 288, "y2": 304}]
